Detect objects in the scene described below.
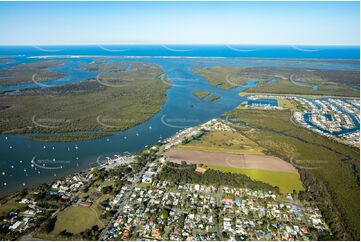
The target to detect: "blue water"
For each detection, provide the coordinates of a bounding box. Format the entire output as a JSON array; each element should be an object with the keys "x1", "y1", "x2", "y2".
[
  {"x1": 325, "y1": 114, "x2": 333, "y2": 121},
  {"x1": 304, "y1": 98, "x2": 360, "y2": 136},
  {"x1": 0, "y1": 45, "x2": 359, "y2": 197},
  {"x1": 304, "y1": 113, "x2": 360, "y2": 136},
  {"x1": 0, "y1": 45, "x2": 359, "y2": 59},
  {"x1": 0, "y1": 59, "x2": 97, "y2": 91},
  {"x1": 248, "y1": 98, "x2": 278, "y2": 106}
]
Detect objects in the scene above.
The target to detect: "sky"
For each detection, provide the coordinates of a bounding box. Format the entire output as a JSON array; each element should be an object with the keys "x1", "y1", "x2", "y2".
[{"x1": 0, "y1": 1, "x2": 359, "y2": 45}]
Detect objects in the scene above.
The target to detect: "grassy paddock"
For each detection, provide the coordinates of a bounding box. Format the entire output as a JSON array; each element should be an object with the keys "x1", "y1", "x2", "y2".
[
  {"x1": 208, "y1": 165, "x2": 304, "y2": 193},
  {"x1": 52, "y1": 205, "x2": 105, "y2": 235},
  {"x1": 177, "y1": 130, "x2": 264, "y2": 155},
  {"x1": 0, "y1": 198, "x2": 26, "y2": 217},
  {"x1": 176, "y1": 144, "x2": 264, "y2": 155}
]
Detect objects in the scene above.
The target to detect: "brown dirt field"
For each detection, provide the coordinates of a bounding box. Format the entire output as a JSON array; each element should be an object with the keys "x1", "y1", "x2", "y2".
[{"x1": 164, "y1": 149, "x2": 297, "y2": 173}]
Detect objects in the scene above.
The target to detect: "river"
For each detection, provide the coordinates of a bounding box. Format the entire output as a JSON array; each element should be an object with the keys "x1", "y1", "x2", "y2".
[{"x1": 0, "y1": 45, "x2": 359, "y2": 197}]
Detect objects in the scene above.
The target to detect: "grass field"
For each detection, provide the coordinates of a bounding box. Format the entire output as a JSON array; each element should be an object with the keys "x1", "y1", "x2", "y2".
[
  {"x1": 276, "y1": 99, "x2": 300, "y2": 110},
  {"x1": 52, "y1": 205, "x2": 105, "y2": 235},
  {"x1": 0, "y1": 198, "x2": 26, "y2": 217},
  {"x1": 33, "y1": 233, "x2": 74, "y2": 241},
  {"x1": 207, "y1": 165, "x2": 304, "y2": 193},
  {"x1": 177, "y1": 130, "x2": 264, "y2": 154},
  {"x1": 224, "y1": 108, "x2": 360, "y2": 239}
]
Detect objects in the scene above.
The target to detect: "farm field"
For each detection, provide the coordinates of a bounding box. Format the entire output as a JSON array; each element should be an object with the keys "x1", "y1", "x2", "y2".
[
  {"x1": 177, "y1": 130, "x2": 264, "y2": 154},
  {"x1": 169, "y1": 130, "x2": 302, "y2": 193},
  {"x1": 164, "y1": 149, "x2": 297, "y2": 173},
  {"x1": 207, "y1": 165, "x2": 303, "y2": 193}
]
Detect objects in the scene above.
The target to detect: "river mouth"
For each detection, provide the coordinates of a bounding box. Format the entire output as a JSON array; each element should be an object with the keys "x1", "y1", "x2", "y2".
[{"x1": 0, "y1": 47, "x2": 360, "y2": 197}]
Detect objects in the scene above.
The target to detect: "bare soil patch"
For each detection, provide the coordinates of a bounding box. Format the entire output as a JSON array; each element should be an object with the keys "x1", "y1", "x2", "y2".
[{"x1": 164, "y1": 149, "x2": 297, "y2": 173}]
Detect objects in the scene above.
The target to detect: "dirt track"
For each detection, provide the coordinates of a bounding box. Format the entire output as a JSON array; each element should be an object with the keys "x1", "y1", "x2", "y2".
[{"x1": 164, "y1": 149, "x2": 297, "y2": 173}]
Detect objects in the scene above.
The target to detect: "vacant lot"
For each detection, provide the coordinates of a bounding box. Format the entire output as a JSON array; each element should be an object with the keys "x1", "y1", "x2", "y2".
[
  {"x1": 52, "y1": 205, "x2": 105, "y2": 235},
  {"x1": 208, "y1": 165, "x2": 303, "y2": 193},
  {"x1": 164, "y1": 149, "x2": 297, "y2": 173},
  {"x1": 177, "y1": 130, "x2": 264, "y2": 154}
]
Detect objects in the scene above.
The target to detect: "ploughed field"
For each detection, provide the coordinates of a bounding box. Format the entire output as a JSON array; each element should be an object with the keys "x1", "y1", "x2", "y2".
[
  {"x1": 164, "y1": 149, "x2": 297, "y2": 173},
  {"x1": 164, "y1": 130, "x2": 304, "y2": 193},
  {"x1": 164, "y1": 149, "x2": 303, "y2": 193}
]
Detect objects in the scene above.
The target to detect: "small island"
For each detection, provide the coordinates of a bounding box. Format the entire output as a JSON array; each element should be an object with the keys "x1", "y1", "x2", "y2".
[
  {"x1": 25, "y1": 133, "x2": 112, "y2": 142},
  {"x1": 192, "y1": 91, "x2": 210, "y2": 100},
  {"x1": 192, "y1": 91, "x2": 221, "y2": 103},
  {"x1": 208, "y1": 94, "x2": 220, "y2": 102}
]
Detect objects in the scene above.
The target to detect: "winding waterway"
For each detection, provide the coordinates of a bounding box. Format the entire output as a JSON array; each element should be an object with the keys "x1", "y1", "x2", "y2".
[{"x1": 0, "y1": 45, "x2": 359, "y2": 197}]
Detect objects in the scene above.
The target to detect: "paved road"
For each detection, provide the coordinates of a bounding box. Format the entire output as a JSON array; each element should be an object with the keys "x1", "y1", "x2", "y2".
[
  {"x1": 98, "y1": 165, "x2": 149, "y2": 240},
  {"x1": 216, "y1": 187, "x2": 223, "y2": 241}
]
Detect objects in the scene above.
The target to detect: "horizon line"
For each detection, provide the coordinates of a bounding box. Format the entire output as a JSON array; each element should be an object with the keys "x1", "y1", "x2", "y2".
[{"x1": 0, "y1": 43, "x2": 359, "y2": 47}]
